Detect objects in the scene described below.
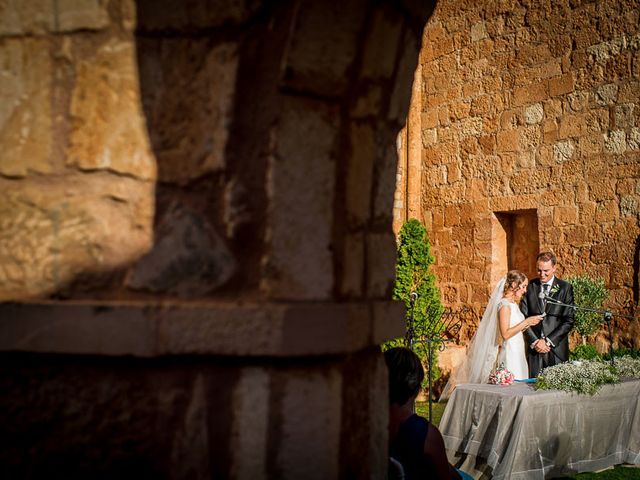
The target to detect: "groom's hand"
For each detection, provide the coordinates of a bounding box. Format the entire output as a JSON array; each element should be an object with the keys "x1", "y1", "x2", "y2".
[{"x1": 533, "y1": 339, "x2": 551, "y2": 353}]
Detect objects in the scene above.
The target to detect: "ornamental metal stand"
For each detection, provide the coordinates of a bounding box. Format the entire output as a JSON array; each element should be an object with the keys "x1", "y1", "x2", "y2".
[
  {"x1": 543, "y1": 295, "x2": 638, "y2": 366},
  {"x1": 404, "y1": 294, "x2": 476, "y2": 422}
]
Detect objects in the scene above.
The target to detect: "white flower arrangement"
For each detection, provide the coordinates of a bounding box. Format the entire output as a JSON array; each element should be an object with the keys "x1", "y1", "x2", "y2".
[
  {"x1": 535, "y1": 356, "x2": 640, "y2": 395},
  {"x1": 488, "y1": 363, "x2": 515, "y2": 385},
  {"x1": 613, "y1": 356, "x2": 640, "y2": 378}
]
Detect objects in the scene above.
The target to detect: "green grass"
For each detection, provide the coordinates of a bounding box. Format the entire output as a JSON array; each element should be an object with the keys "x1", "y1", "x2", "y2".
[
  {"x1": 415, "y1": 400, "x2": 446, "y2": 426},
  {"x1": 416, "y1": 401, "x2": 640, "y2": 480}
]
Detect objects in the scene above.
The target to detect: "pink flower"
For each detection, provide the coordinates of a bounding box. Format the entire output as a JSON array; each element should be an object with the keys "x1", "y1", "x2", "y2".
[{"x1": 488, "y1": 363, "x2": 515, "y2": 385}]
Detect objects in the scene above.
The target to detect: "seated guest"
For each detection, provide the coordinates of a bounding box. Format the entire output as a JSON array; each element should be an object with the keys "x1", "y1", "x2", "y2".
[{"x1": 385, "y1": 347, "x2": 461, "y2": 480}]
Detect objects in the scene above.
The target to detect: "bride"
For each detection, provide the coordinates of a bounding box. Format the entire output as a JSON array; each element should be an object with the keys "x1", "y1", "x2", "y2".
[{"x1": 441, "y1": 270, "x2": 543, "y2": 399}]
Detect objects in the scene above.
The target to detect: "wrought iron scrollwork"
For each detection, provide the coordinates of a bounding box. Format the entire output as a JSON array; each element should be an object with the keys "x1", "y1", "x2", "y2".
[{"x1": 403, "y1": 302, "x2": 477, "y2": 422}]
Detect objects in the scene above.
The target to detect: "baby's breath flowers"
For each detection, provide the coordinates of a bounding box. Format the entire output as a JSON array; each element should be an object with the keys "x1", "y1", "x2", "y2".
[
  {"x1": 613, "y1": 356, "x2": 640, "y2": 378},
  {"x1": 535, "y1": 356, "x2": 640, "y2": 395}
]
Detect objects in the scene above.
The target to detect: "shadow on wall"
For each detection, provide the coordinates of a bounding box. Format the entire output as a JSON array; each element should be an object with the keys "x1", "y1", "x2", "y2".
[{"x1": 130, "y1": 1, "x2": 278, "y2": 300}]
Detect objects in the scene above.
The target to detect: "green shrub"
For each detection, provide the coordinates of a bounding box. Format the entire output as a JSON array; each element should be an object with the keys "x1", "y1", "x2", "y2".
[
  {"x1": 565, "y1": 276, "x2": 609, "y2": 343},
  {"x1": 385, "y1": 219, "x2": 444, "y2": 391},
  {"x1": 570, "y1": 344, "x2": 601, "y2": 361},
  {"x1": 603, "y1": 347, "x2": 640, "y2": 360}
]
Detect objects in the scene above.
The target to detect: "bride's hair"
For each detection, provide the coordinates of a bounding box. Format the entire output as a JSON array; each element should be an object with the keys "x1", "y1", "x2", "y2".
[{"x1": 503, "y1": 270, "x2": 527, "y2": 295}]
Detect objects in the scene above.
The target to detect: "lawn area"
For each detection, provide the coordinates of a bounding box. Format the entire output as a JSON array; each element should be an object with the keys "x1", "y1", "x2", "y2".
[{"x1": 416, "y1": 401, "x2": 640, "y2": 480}]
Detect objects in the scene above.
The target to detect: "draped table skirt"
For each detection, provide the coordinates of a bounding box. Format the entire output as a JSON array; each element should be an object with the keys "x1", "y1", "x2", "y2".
[{"x1": 439, "y1": 379, "x2": 640, "y2": 479}]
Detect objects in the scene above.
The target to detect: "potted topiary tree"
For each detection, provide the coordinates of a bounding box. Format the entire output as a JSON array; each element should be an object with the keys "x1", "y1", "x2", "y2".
[{"x1": 387, "y1": 219, "x2": 444, "y2": 385}]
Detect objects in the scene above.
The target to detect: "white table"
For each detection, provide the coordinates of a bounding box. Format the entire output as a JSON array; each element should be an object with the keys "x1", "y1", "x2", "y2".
[{"x1": 439, "y1": 380, "x2": 640, "y2": 479}]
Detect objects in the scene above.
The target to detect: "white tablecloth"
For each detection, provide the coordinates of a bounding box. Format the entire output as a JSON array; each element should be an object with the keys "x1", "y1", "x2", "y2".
[{"x1": 439, "y1": 380, "x2": 640, "y2": 479}]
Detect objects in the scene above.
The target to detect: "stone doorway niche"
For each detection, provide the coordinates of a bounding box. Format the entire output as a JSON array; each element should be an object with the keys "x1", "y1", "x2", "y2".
[{"x1": 494, "y1": 210, "x2": 539, "y2": 281}]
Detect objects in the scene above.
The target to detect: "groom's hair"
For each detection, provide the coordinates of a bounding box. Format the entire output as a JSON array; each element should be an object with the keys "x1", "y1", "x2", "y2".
[
  {"x1": 385, "y1": 347, "x2": 424, "y2": 406},
  {"x1": 537, "y1": 251, "x2": 557, "y2": 265}
]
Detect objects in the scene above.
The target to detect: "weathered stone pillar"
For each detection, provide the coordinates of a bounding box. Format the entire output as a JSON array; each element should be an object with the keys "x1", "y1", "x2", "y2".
[{"x1": 0, "y1": 0, "x2": 435, "y2": 477}]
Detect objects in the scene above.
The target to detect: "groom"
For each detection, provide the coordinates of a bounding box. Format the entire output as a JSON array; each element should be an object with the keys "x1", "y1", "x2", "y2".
[{"x1": 520, "y1": 252, "x2": 575, "y2": 378}]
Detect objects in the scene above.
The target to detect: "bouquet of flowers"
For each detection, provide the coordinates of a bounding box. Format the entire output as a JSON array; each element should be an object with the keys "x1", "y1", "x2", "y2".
[{"x1": 488, "y1": 363, "x2": 515, "y2": 385}]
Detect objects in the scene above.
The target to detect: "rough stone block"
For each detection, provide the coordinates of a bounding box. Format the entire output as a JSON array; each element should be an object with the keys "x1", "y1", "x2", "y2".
[
  {"x1": 449, "y1": 101, "x2": 471, "y2": 121},
  {"x1": 595, "y1": 200, "x2": 619, "y2": 223},
  {"x1": 548, "y1": 73, "x2": 575, "y2": 96},
  {"x1": 524, "y1": 103, "x2": 544, "y2": 125},
  {"x1": 578, "y1": 134, "x2": 604, "y2": 155},
  {"x1": 0, "y1": 0, "x2": 53, "y2": 35},
  {"x1": 349, "y1": 130, "x2": 378, "y2": 224},
  {"x1": 54, "y1": 0, "x2": 109, "y2": 32},
  {"x1": 595, "y1": 83, "x2": 619, "y2": 106},
  {"x1": 444, "y1": 205, "x2": 461, "y2": 227},
  {"x1": 339, "y1": 233, "x2": 364, "y2": 298},
  {"x1": 421, "y1": 127, "x2": 438, "y2": 147},
  {"x1": 478, "y1": 134, "x2": 496, "y2": 154},
  {"x1": 566, "y1": 91, "x2": 589, "y2": 112},
  {"x1": 0, "y1": 175, "x2": 154, "y2": 300},
  {"x1": 553, "y1": 140, "x2": 575, "y2": 163},
  {"x1": 388, "y1": 29, "x2": 420, "y2": 123},
  {"x1": 470, "y1": 21, "x2": 487, "y2": 42},
  {"x1": 137, "y1": 39, "x2": 237, "y2": 183},
  {"x1": 426, "y1": 164, "x2": 447, "y2": 185},
  {"x1": 614, "y1": 104, "x2": 635, "y2": 129},
  {"x1": 604, "y1": 130, "x2": 627, "y2": 154},
  {"x1": 587, "y1": 37, "x2": 625, "y2": 65},
  {"x1": 587, "y1": 175, "x2": 616, "y2": 202},
  {"x1": 0, "y1": 303, "x2": 156, "y2": 355},
  {"x1": 513, "y1": 80, "x2": 548, "y2": 106},
  {"x1": 558, "y1": 113, "x2": 588, "y2": 139},
  {"x1": 366, "y1": 231, "x2": 396, "y2": 298},
  {"x1": 542, "y1": 119, "x2": 559, "y2": 144},
  {"x1": 447, "y1": 164, "x2": 462, "y2": 183},
  {"x1": 496, "y1": 129, "x2": 520, "y2": 152},
  {"x1": 351, "y1": 85, "x2": 383, "y2": 118},
  {"x1": 230, "y1": 368, "x2": 269, "y2": 480},
  {"x1": 553, "y1": 205, "x2": 579, "y2": 226},
  {"x1": 421, "y1": 109, "x2": 439, "y2": 129},
  {"x1": 279, "y1": 369, "x2": 341, "y2": 480},
  {"x1": 469, "y1": 95, "x2": 492, "y2": 116},
  {"x1": 468, "y1": 178, "x2": 487, "y2": 200},
  {"x1": 281, "y1": 0, "x2": 367, "y2": 98},
  {"x1": 262, "y1": 98, "x2": 337, "y2": 300},
  {"x1": 135, "y1": 0, "x2": 260, "y2": 31},
  {"x1": 620, "y1": 195, "x2": 639, "y2": 216},
  {"x1": 462, "y1": 80, "x2": 482, "y2": 98},
  {"x1": 126, "y1": 202, "x2": 237, "y2": 297},
  {"x1": 628, "y1": 128, "x2": 640, "y2": 151},
  {"x1": 0, "y1": 39, "x2": 53, "y2": 177},
  {"x1": 67, "y1": 40, "x2": 156, "y2": 180},
  {"x1": 519, "y1": 125, "x2": 541, "y2": 150},
  {"x1": 474, "y1": 219, "x2": 492, "y2": 242},
  {"x1": 359, "y1": 4, "x2": 402, "y2": 80},
  {"x1": 373, "y1": 144, "x2": 398, "y2": 221}
]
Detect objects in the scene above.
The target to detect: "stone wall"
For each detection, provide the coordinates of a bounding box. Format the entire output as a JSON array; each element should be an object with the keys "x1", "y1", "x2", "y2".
[
  {"x1": 0, "y1": 0, "x2": 434, "y2": 477},
  {"x1": 396, "y1": 0, "x2": 640, "y2": 359},
  {"x1": 0, "y1": 0, "x2": 155, "y2": 300}
]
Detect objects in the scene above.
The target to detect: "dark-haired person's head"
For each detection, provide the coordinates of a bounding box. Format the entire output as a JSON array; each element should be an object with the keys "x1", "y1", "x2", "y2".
[{"x1": 384, "y1": 347, "x2": 424, "y2": 406}]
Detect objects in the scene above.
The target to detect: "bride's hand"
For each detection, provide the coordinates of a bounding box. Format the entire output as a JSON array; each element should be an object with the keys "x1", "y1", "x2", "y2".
[{"x1": 527, "y1": 315, "x2": 543, "y2": 326}]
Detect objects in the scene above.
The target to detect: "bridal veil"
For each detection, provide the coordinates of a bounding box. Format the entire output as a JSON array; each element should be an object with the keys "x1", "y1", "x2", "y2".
[{"x1": 440, "y1": 277, "x2": 506, "y2": 400}]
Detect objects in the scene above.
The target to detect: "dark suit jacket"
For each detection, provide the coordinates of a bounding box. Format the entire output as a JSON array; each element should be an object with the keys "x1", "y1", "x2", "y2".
[{"x1": 520, "y1": 277, "x2": 575, "y2": 377}]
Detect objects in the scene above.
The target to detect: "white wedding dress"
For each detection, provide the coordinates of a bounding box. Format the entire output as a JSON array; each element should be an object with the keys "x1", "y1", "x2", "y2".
[
  {"x1": 440, "y1": 278, "x2": 529, "y2": 400},
  {"x1": 496, "y1": 299, "x2": 529, "y2": 380}
]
